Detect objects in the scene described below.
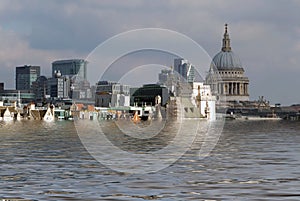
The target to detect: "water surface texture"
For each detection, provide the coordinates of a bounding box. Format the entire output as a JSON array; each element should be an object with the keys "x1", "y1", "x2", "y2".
[{"x1": 0, "y1": 120, "x2": 300, "y2": 200}]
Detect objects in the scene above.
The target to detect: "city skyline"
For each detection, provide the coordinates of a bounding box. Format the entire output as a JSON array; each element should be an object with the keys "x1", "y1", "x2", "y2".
[{"x1": 0, "y1": 1, "x2": 299, "y2": 105}]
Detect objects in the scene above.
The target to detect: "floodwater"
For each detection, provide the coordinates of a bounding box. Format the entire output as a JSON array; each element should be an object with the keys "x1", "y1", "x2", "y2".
[{"x1": 0, "y1": 119, "x2": 300, "y2": 200}]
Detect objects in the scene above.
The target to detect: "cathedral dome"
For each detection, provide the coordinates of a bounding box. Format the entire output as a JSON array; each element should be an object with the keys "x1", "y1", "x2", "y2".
[
  {"x1": 212, "y1": 50, "x2": 242, "y2": 69},
  {"x1": 211, "y1": 24, "x2": 243, "y2": 70}
]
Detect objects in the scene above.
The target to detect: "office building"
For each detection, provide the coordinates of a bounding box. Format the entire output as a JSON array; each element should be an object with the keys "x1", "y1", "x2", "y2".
[
  {"x1": 174, "y1": 58, "x2": 195, "y2": 83},
  {"x1": 95, "y1": 81, "x2": 130, "y2": 107},
  {"x1": 131, "y1": 84, "x2": 170, "y2": 107},
  {"x1": 47, "y1": 71, "x2": 70, "y2": 99},
  {"x1": 16, "y1": 65, "x2": 40, "y2": 90},
  {"x1": 52, "y1": 59, "x2": 87, "y2": 79},
  {"x1": 32, "y1": 76, "x2": 48, "y2": 102}
]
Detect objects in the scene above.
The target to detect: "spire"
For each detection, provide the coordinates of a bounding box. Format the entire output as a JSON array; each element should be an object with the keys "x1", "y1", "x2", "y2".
[{"x1": 222, "y1": 23, "x2": 231, "y2": 52}]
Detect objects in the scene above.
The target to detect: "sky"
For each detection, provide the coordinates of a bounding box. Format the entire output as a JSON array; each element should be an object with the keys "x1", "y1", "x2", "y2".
[{"x1": 0, "y1": 0, "x2": 299, "y2": 105}]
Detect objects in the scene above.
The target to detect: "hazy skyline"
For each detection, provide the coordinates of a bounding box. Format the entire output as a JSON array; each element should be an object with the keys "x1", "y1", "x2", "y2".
[{"x1": 0, "y1": 0, "x2": 299, "y2": 105}]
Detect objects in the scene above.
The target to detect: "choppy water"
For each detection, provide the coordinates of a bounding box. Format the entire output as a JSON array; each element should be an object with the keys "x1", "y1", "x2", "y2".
[{"x1": 0, "y1": 119, "x2": 300, "y2": 200}]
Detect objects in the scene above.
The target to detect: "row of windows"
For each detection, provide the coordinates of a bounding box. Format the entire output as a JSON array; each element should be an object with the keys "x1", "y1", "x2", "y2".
[{"x1": 216, "y1": 71, "x2": 242, "y2": 75}]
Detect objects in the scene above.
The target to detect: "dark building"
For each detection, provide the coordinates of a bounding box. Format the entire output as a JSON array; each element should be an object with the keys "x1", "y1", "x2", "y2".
[
  {"x1": 16, "y1": 65, "x2": 40, "y2": 90},
  {"x1": 32, "y1": 76, "x2": 48, "y2": 102},
  {"x1": 131, "y1": 84, "x2": 170, "y2": 107},
  {"x1": 52, "y1": 59, "x2": 92, "y2": 100},
  {"x1": 0, "y1": 83, "x2": 4, "y2": 91},
  {"x1": 52, "y1": 59, "x2": 87, "y2": 79},
  {"x1": 47, "y1": 71, "x2": 70, "y2": 99}
]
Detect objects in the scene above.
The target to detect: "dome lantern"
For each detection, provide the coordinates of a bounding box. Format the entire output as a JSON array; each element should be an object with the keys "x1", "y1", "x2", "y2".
[{"x1": 222, "y1": 24, "x2": 231, "y2": 52}]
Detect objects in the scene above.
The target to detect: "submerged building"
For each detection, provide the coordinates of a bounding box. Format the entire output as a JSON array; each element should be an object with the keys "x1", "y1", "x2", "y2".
[{"x1": 206, "y1": 24, "x2": 249, "y2": 102}]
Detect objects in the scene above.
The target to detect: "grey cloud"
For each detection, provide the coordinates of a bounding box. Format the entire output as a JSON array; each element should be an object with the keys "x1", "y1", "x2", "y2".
[{"x1": 0, "y1": 0, "x2": 299, "y2": 105}]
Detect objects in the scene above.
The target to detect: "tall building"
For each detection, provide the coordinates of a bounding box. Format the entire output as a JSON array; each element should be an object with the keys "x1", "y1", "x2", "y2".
[
  {"x1": 52, "y1": 59, "x2": 87, "y2": 79},
  {"x1": 52, "y1": 59, "x2": 92, "y2": 100},
  {"x1": 16, "y1": 65, "x2": 40, "y2": 90},
  {"x1": 206, "y1": 24, "x2": 249, "y2": 102},
  {"x1": 47, "y1": 71, "x2": 70, "y2": 99},
  {"x1": 174, "y1": 58, "x2": 195, "y2": 83},
  {"x1": 32, "y1": 76, "x2": 48, "y2": 101},
  {"x1": 158, "y1": 68, "x2": 177, "y2": 96}
]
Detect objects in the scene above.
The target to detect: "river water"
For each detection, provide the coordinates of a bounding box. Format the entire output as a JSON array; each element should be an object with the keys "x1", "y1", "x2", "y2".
[{"x1": 0, "y1": 119, "x2": 300, "y2": 200}]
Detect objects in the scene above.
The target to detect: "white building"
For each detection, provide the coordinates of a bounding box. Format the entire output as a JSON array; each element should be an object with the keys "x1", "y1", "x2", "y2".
[{"x1": 191, "y1": 82, "x2": 216, "y2": 120}]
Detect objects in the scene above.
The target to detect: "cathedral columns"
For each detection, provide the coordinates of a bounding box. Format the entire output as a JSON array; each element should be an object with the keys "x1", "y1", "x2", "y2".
[
  {"x1": 235, "y1": 82, "x2": 237, "y2": 95},
  {"x1": 243, "y1": 83, "x2": 248, "y2": 95},
  {"x1": 240, "y1": 83, "x2": 244, "y2": 95},
  {"x1": 233, "y1": 82, "x2": 236, "y2": 95}
]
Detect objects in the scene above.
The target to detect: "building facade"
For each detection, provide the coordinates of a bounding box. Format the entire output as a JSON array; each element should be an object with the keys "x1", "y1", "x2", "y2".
[
  {"x1": 95, "y1": 81, "x2": 130, "y2": 107},
  {"x1": 206, "y1": 24, "x2": 249, "y2": 102},
  {"x1": 131, "y1": 84, "x2": 170, "y2": 107},
  {"x1": 158, "y1": 68, "x2": 177, "y2": 96},
  {"x1": 52, "y1": 59, "x2": 87, "y2": 79},
  {"x1": 0, "y1": 90, "x2": 35, "y2": 104},
  {"x1": 16, "y1": 65, "x2": 40, "y2": 90},
  {"x1": 32, "y1": 76, "x2": 48, "y2": 102},
  {"x1": 47, "y1": 71, "x2": 70, "y2": 99},
  {"x1": 52, "y1": 59, "x2": 92, "y2": 100},
  {"x1": 174, "y1": 58, "x2": 195, "y2": 83}
]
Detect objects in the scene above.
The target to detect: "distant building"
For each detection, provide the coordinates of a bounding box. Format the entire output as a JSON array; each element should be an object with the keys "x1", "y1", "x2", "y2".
[
  {"x1": 52, "y1": 59, "x2": 87, "y2": 79},
  {"x1": 32, "y1": 76, "x2": 48, "y2": 102},
  {"x1": 158, "y1": 69, "x2": 172, "y2": 84},
  {"x1": 52, "y1": 59, "x2": 92, "y2": 100},
  {"x1": 158, "y1": 68, "x2": 178, "y2": 96},
  {"x1": 174, "y1": 58, "x2": 195, "y2": 83},
  {"x1": 0, "y1": 90, "x2": 35, "y2": 104},
  {"x1": 16, "y1": 65, "x2": 40, "y2": 90},
  {"x1": 95, "y1": 81, "x2": 130, "y2": 107},
  {"x1": 131, "y1": 84, "x2": 170, "y2": 107},
  {"x1": 47, "y1": 71, "x2": 70, "y2": 99},
  {"x1": 206, "y1": 24, "x2": 250, "y2": 102},
  {"x1": 70, "y1": 76, "x2": 92, "y2": 100},
  {"x1": 0, "y1": 83, "x2": 4, "y2": 91}
]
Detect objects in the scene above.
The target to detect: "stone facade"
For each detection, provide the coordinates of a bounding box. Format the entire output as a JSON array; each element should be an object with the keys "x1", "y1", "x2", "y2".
[{"x1": 206, "y1": 24, "x2": 249, "y2": 102}]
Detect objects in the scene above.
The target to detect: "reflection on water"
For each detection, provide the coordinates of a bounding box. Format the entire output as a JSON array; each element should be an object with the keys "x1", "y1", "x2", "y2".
[{"x1": 1, "y1": 120, "x2": 300, "y2": 200}]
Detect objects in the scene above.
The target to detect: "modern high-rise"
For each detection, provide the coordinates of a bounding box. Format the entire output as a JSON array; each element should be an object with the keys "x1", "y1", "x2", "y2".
[
  {"x1": 174, "y1": 58, "x2": 195, "y2": 83},
  {"x1": 52, "y1": 59, "x2": 87, "y2": 79},
  {"x1": 16, "y1": 65, "x2": 40, "y2": 90}
]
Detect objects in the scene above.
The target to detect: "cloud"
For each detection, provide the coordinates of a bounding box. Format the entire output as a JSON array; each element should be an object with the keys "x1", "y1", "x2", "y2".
[
  {"x1": 0, "y1": 26, "x2": 83, "y2": 88},
  {"x1": 0, "y1": 0, "x2": 299, "y2": 104}
]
